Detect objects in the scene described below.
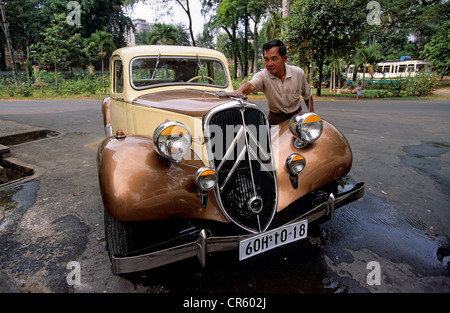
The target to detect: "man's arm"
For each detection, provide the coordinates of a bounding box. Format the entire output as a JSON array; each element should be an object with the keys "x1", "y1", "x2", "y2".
[
  {"x1": 235, "y1": 82, "x2": 255, "y2": 96},
  {"x1": 304, "y1": 96, "x2": 314, "y2": 112}
]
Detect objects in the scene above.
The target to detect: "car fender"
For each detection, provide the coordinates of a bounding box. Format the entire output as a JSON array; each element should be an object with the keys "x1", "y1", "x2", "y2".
[
  {"x1": 97, "y1": 134, "x2": 228, "y2": 223},
  {"x1": 102, "y1": 97, "x2": 112, "y2": 137},
  {"x1": 273, "y1": 119, "x2": 353, "y2": 211}
]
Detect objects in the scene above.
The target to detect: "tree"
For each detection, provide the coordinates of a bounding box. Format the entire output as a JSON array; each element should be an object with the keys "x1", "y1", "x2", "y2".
[
  {"x1": 42, "y1": 0, "x2": 133, "y2": 48},
  {"x1": 0, "y1": 0, "x2": 46, "y2": 72},
  {"x1": 371, "y1": 0, "x2": 450, "y2": 59},
  {"x1": 84, "y1": 30, "x2": 116, "y2": 78},
  {"x1": 32, "y1": 13, "x2": 84, "y2": 84},
  {"x1": 247, "y1": 0, "x2": 270, "y2": 73},
  {"x1": 285, "y1": 0, "x2": 367, "y2": 96},
  {"x1": 196, "y1": 23, "x2": 215, "y2": 49},
  {"x1": 0, "y1": 2, "x2": 18, "y2": 85},
  {"x1": 354, "y1": 44, "x2": 382, "y2": 89},
  {"x1": 145, "y1": 23, "x2": 179, "y2": 45},
  {"x1": 137, "y1": 0, "x2": 197, "y2": 46},
  {"x1": 203, "y1": 0, "x2": 278, "y2": 78},
  {"x1": 420, "y1": 20, "x2": 450, "y2": 78},
  {"x1": 261, "y1": 11, "x2": 283, "y2": 42}
]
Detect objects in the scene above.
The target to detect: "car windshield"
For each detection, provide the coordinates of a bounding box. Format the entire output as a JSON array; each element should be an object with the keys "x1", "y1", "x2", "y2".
[{"x1": 130, "y1": 56, "x2": 228, "y2": 90}]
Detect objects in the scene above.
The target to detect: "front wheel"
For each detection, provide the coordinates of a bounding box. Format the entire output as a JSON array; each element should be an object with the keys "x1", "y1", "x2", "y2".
[{"x1": 104, "y1": 210, "x2": 135, "y2": 260}]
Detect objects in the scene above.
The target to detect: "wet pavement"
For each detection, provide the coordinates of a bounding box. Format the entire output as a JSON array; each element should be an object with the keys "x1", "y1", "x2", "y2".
[{"x1": 0, "y1": 98, "x2": 449, "y2": 294}]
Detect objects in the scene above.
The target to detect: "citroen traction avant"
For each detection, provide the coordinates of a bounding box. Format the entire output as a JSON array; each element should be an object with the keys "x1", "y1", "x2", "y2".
[{"x1": 97, "y1": 45, "x2": 364, "y2": 274}]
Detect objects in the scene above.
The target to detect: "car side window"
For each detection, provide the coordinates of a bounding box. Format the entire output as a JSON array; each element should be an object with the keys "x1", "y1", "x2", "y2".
[{"x1": 114, "y1": 60, "x2": 124, "y2": 93}]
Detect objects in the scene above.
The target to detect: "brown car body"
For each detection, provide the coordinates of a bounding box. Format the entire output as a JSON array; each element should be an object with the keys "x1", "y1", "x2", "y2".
[{"x1": 97, "y1": 45, "x2": 364, "y2": 274}]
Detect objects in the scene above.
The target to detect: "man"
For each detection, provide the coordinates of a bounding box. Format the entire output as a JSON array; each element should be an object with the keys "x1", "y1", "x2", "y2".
[{"x1": 235, "y1": 40, "x2": 314, "y2": 125}]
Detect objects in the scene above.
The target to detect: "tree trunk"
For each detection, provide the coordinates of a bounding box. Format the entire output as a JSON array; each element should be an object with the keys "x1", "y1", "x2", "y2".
[
  {"x1": 282, "y1": 0, "x2": 291, "y2": 18},
  {"x1": 177, "y1": 0, "x2": 196, "y2": 46},
  {"x1": 223, "y1": 26, "x2": 241, "y2": 79},
  {"x1": 243, "y1": 10, "x2": 248, "y2": 77},
  {"x1": 254, "y1": 22, "x2": 259, "y2": 74},
  {"x1": 0, "y1": 46, "x2": 6, "y2": 71},
  {"x1": 0, "y1": 3, "x2": 18, "y2": 85},
  {"x1": 317, "y1": 51, "x2": 324, "y2": 96},
  {"x1": 54, "y1": 62, "x2": 58, "y2": 86}
]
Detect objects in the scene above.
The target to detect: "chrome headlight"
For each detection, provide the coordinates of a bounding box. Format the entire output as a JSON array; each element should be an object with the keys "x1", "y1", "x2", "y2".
[
  {"x1": 286, "y1": 153, "x2": 306, "y2": 175},
  {"x1": 288, "y1": 113, "x2": 323, "y2": 144},
  {"x1": 195, "y1": 167, "x2": 218, "y2": 191},
  {"x1": 153, "y1": 121, "x2": 192, "y2": 162}
]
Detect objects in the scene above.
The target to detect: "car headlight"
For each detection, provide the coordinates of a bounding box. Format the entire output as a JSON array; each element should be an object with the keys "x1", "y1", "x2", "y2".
[
  {"x1": 288, "y1": 113, "x2": 323, "y2": 144},
  {"x1": 195, "y1": 167, "x2": 218, "y2": 191},
  {"x1": 286, "y1": 153, "x2": 306, "y2": 175},
  {"x1": 153, "y1": 121, "x2": 192, "y2": 162}
]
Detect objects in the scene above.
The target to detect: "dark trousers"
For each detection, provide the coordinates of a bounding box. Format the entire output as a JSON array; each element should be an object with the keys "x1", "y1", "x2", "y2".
[{"x1": 268, "y1": 110, "x2": 302, "y2": 126}]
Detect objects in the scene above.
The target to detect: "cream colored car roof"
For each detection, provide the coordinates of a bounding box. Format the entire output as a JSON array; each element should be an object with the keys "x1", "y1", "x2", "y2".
[{"x1": 112, "y1": 45, "x2": 229, "y2": 64}]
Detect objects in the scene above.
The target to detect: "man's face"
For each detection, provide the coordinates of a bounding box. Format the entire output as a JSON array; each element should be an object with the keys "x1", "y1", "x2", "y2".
[{"x1": 263, "y1": 46, "x2": 287, "y2": 77}]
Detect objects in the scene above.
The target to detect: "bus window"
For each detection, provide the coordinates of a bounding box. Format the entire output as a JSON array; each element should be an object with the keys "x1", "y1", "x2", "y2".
[{"x1": 416, "y1": 64, "x2": 427, "y2": 72}]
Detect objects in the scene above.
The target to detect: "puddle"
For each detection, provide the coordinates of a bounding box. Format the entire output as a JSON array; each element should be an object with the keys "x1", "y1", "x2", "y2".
[
  {"x1": 401, "y1": 141, "x2": 450, "y2": 198},
  {"x1": 0, "y1": 184, "x2": 22, "y2": 213},
  {"x1": 321, "y1": 191, "x2": 450, "y2": 277},
  {"x1": 0, "y1": 180, "x2": 39, "y2": 230}
]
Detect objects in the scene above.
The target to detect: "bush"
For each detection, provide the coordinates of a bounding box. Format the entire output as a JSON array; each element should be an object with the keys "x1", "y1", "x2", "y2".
[
  {"x1": 1, "y1": 69, "x2": 110, "y2": 98},
  {"x1": 0, "y1": 77, "x2": 34, "y2": 97},
  {"x1": 382, "y1": 78, "x2": 408, "y2": 97},
  {"x1": 366, "y1": 72, "x2": 439, "y2": 98},
  {"x1": 405, "y1": 72, "x2": 439, "y2": 96}
]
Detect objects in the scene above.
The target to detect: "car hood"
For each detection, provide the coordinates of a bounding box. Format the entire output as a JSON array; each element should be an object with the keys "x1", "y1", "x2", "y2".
[{"x1": 133, "y1": 89, "x2": 233, "y2": 118}]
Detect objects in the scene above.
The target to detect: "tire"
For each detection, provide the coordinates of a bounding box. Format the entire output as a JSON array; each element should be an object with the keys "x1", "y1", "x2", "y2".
[{"x1": 104, "y1": 210, "x2": 134, "y2": 260}]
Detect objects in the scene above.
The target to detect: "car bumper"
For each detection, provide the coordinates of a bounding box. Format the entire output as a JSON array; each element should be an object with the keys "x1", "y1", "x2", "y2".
[{"x1": 111, "y1": 182, "x2": 365, "y2": 274}]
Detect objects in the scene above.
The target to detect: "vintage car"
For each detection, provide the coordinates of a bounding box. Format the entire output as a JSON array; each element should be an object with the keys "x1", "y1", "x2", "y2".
[{"x1": 97, "y1": 45, "x2": 364, "y2": 274}]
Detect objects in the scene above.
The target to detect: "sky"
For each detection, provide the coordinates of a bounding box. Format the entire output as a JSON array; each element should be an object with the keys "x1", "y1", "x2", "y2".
[{"x1": 126, "y1": 0, "x2": 207, "y2": 37}]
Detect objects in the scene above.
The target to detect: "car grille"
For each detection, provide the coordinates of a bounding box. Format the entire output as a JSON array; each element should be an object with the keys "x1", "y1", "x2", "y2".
[{"x1": 204, "y1": 103, "x2": 278, "y2": 233}]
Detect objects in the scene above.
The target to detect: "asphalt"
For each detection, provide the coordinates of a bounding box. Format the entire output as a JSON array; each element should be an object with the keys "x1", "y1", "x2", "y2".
[{"x1": 0, "y1": 93, "x2": 449, "y2": 293}]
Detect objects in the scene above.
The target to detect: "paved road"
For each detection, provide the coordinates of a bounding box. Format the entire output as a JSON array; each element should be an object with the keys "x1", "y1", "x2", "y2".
[{"x1": 0, "y1": 97, "x2": 449, "y2": 294}]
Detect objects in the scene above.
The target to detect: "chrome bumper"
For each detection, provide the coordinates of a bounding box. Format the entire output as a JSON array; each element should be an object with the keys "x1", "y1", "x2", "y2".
[{"x1": 111, "y1": 182, "x2": 365, "y2": 274}]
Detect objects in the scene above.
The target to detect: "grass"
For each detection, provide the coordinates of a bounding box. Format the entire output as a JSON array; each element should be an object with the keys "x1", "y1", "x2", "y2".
[
  {"x1": 247, "y1": 87, "x2": 449, "y2": 101},
  {"x1": 2, "y1": 76, "x2": 449, "y2": 101},
  {"x1": 0, "y1": 90, "x2": 107, "y2": 100}
]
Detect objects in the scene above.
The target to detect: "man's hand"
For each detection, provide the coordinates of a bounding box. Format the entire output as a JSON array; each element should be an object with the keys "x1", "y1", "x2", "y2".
[
  {"x1": 235, "y1": 82, "x2": 255, "y2": 96},
  {"x1": 215, "y1": 91, "x2": 247, "y2": 100}
]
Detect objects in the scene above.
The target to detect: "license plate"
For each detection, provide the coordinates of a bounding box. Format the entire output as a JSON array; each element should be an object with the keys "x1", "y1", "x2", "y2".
[{"x1": 239, "y1": 220, "x2": 308, "y2": 261}]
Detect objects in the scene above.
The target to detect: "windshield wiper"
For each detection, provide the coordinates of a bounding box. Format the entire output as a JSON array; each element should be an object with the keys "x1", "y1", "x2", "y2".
[
  {"x1": 196, "y1": 54, "x2": 206, "y2": 83},
  {"x1": 151, "y1": 53, "x2": 161, "y2": 81}
]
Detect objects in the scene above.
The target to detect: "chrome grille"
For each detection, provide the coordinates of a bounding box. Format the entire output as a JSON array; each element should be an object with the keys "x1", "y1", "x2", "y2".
[{"x1": 204, "y1": 102, "x2": 277, "y2": 233}]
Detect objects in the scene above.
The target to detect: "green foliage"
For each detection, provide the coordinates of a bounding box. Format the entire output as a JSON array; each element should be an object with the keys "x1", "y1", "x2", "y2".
[
  {"x1": 143, "y1": 23, "x2": 181, "y2": 45},
  {"x1": 420, "y1": 20, "x2": 450, "y2": 77},
  {"x1": 285, "y1": 0, "x2": 367, "y2": 95},
  {"x1": 31, "y1": 13, "x2": 85, "y2": 76},
  {"x1": 405, "y1": 71, "x2": 439, "y2": 97},
  {"x1": 0, "y1": 71, "x2": 109, "y2": 98},
  {"x1": 369, "y1": 0, "x2": 450, "y2": 59},
  {"x1": 366, "y1": 72, "x2": 439, "y2": 98},
  {"x1": 40, "y1": 0, "x2": 133, "y2": 47},
  {"x1": 354, "y1": 45, "x2": 383, "y2": 89},
  {"x1": 84, "y1": 30, "x2": 116, "y2": 61}
]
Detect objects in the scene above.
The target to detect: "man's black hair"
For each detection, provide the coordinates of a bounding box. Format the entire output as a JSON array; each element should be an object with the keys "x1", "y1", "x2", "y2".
[{"x1": 262, "y1": 40, "x2": 287, "y2": 58}]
